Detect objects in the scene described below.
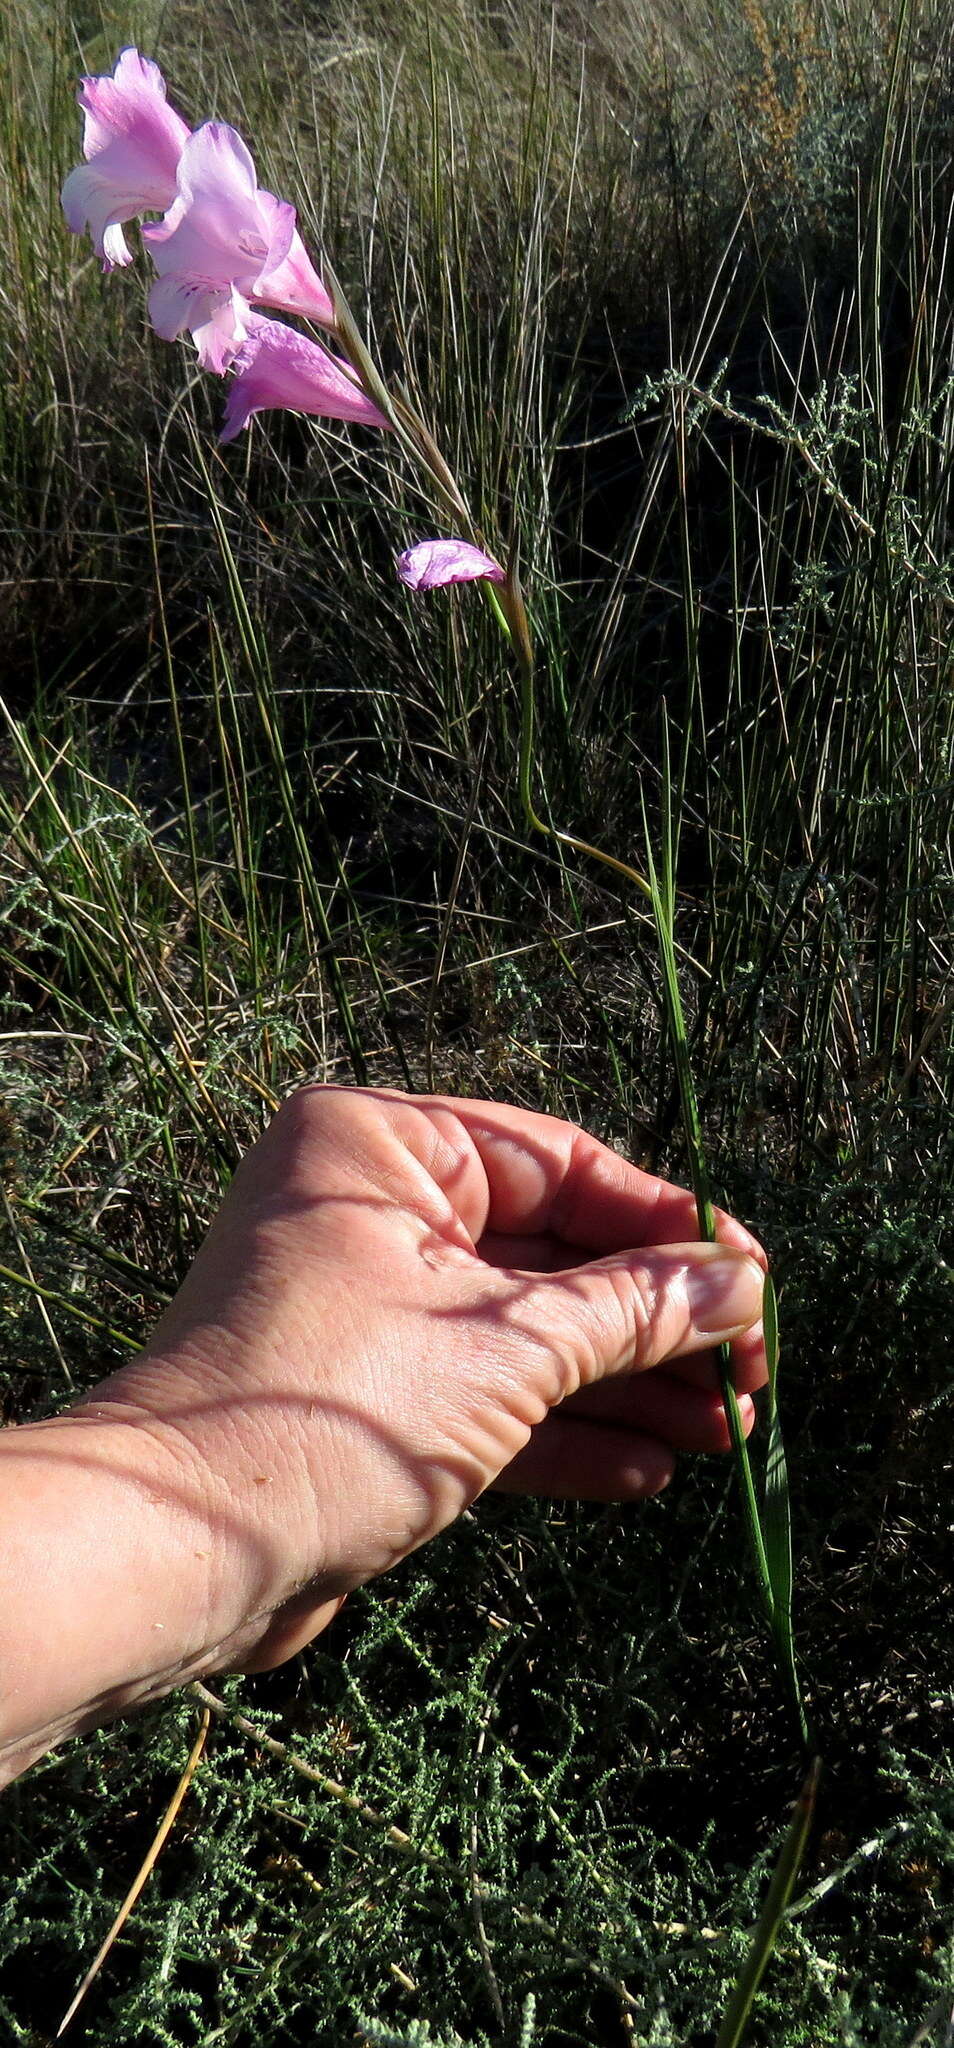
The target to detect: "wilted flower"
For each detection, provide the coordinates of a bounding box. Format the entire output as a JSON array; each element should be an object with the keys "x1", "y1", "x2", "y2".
[
  {"x1": 395, "y1": 539, "x2": 505, "y2": 590},
  {"x1": 60, "y1": 46, "x2": 190, "y2": 270},
  {"x1": 142, "y1": 122, "x2": 334, "y2": 372},
  {"x1": 219, "y1": 314, "x2": 390, "y2": 441}
]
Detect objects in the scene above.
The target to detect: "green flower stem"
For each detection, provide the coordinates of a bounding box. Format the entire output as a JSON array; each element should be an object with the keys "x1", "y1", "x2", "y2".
[
  {"x1": 516, "y1": 633, "x2": 652, "y2": 899},
  {"x1": 516, "y1": 652, "x2": 807, "y2": 1747}
]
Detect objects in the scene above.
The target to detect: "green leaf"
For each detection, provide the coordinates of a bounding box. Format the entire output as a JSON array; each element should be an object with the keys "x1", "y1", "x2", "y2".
[
  {"x1": 715, "y1": 1759, "x2": 821, "y2": 2048},
  {"x1": 762, "y1": 1278, "x2": 808, "y2": 1745},
  {"x1": 640, "y1": 806, "x2": 776, "y2": 1632}
]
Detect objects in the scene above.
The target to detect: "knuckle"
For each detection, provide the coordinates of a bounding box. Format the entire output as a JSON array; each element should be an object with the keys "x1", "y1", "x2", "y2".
[
  {"x1": 270, "y1": 1085, "x2": 370, "y2": 1163},
  {"x1": 274, "y1": 1084, "x2": 347, "y2": 1138},
  {"x1": 256, "y1": 1086, "x2": 365, "y2": 1196}
]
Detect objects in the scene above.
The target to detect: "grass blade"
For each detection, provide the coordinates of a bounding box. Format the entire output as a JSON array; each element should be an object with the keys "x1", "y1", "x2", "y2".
[
  {"x1": 640, "y1": 806, "x2": 775, "y2": 1636},
  {"x1": 715, "y1": 1759, "x2": 821, "y2": 2048},
  {"x1": 762, "y1": 1276, "x2": 808, "y2": 1743}
]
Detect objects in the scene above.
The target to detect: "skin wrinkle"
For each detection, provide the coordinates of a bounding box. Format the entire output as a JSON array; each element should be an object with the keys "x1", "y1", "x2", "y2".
[
  {"x1": 7, "y1": 1390, "x2": 332, "y2": 1726},
  {"x1": 145, "y1": 1197, "x2": 392, "y2": 1361},
  {"x1": 88, "y1": 1334, "x2": 308, "y2": 1548},
  {"x1": 325, "y1": 1093, "x2": 494, "y2": 1243},
  {"x1": 182, "y1": 1295, "x2": 530, "y2": 1548},
  {"x1": 0, "y1": 1420, "x2": 275, "y2": 1590},
  {"x1": 67, "y1": 1261, "x2": 745, "y2": 1548},
  {"x1": 471, "y1": 1224, "x2": 765, "y2": 1400},
  {"x1": 1, "y1": 1278, "x2": 636, "y2": 1753},
  {"x1": 443, "y1": 1254, "x2": 709, "y2": 1412},
  {"x1": 313, "y1": 1089, "x2": 411, "y2": 1187},
  {"x1": 33, "y1": 1400, "x2": 228, "y2": 1566},
  {"x1": 552, "y1": 1126, "x2": 661, "y2": 1248},
  {"x1": 362, "y1": 1106, "x2": 483, "y2": 1247}
]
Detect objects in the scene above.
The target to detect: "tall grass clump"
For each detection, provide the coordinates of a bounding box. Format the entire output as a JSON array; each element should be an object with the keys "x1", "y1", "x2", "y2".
[{"x1": 0, "y1": 0, "x2": 952, "y2": 2042}]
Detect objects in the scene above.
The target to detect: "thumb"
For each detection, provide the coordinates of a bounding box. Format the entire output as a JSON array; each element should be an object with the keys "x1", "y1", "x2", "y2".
[{"x1": 491, "y1": 1242, "x2": 765, "y2": 1406}]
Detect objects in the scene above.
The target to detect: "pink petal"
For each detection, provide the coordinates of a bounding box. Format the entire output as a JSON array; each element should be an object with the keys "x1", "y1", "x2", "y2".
[
  {"x1": 395, "y1": 539, "x2": 506, "y2": 590},
  {"x1": 101, "y1": 220, "x2": 134, "y2": 269},
  {"x1": 148, "y1": 275, "x2": 251, "y2": 370},
  {"x1": 147, "y1": 271, "x2": 213, "y2": 339},
  {"x1": 193, "y1": 292, "x2": 254, "y2": 373},
  {"x1": 78, "y1": 48, "x2": 189, "y2": 165},
  {"x1": 253, "y1": 223, "x2": 335, "y2": 327},
  {"x1": 219, "y1": 315, "x2": 389, "y2": 442},
  {"x1": 61, "y1": 46, "x2": 189, "y2": 267},
  {"x1": 142, "y1": 125, "x2": 296, "y2": 299},
  {"x1": 61, "y1": 162, "x2": 136, "y2": 266}
]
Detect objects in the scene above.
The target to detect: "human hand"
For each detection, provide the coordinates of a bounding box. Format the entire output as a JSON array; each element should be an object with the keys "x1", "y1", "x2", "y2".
[{"x1": 0, "y1": 1089, "x2": 766, "y2": 1782}]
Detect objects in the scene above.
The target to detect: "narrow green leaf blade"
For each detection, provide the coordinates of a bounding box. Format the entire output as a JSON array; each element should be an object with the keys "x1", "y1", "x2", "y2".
[
  {"x1": 715, "y1": 1759, "x2": 821, "y2": 2048},
  {"x1": 761, "y1": 1277, "x2": 808, "y2": 1742},
  {"x1": 640, "y1": 804, "x2": 774, "y2": 1630},
  {"x1": 762, "y1": 1277, "x2": 792, "y2": 1621}
]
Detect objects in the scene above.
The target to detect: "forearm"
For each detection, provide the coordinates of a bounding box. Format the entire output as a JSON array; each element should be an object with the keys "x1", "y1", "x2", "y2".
[{"x1": 0, "y1": 1412, "x2": 223, "y2": 1781}]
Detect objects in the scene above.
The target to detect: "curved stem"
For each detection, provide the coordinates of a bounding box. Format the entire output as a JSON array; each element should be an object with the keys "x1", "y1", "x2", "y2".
[{"x1": 517, "y1": 642, "x2": 652, "y2": 900}]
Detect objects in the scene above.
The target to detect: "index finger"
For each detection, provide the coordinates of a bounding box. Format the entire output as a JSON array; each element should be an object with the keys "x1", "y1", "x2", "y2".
[{"x1": 383, "y1": 1092, "x2": 767, "y2": 1267}]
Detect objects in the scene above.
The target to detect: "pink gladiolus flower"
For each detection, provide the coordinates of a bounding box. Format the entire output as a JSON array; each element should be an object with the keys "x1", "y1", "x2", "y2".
[
  {"x1": 395, "y1": 539, "x2": 506, "y2": 590},
  {"x1": 142, "y1": 122, "x2": 334, "y2": 373},
  {"x1": 60, "y1": 47, "x2": 190, "y2": 270},
  {"x1": 219, "y1": 315, "x2": 390, "y2": 442}
]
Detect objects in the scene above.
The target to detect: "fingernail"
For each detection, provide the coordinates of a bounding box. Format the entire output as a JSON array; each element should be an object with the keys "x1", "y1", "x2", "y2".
[{"x1": 686, "y1": 1253, "x2": 765, "y2": 1338}]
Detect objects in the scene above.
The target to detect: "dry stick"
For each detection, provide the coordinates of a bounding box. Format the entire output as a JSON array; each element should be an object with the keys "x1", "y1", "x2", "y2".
[
  {"x1": 906, "y1": 1995, "x2": 954, "y2": 2048},
  {"x1": 242, "y1": 1718, "x2": 512, "y2": 1928},
  {"x1": 190, "y1": 1682, "x2": 463, "y2": 1881},
  {"x1": 468, "y1": 1708, "x2": 506, "y2": 2030},
  {"x1": 193, "y1": 1677, "x2": 844, "y2": 2015},
  {"x1": 56, "y1": 1708, "x2": 211, "y2": 2038}
]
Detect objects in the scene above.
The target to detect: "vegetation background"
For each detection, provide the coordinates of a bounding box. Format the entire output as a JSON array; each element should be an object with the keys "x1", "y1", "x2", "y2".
[{"x1": 0, "y1": 0, "x2": 952, "y2": 2040}]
